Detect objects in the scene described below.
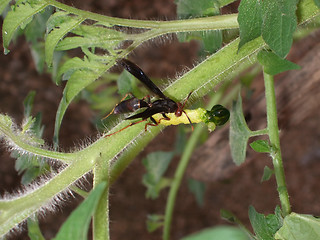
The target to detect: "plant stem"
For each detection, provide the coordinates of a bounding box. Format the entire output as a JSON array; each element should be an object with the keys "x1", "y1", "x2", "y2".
[
  {"x1": 0, "y1": 119, "x2": 74, "y2": 163},
  {"x1": 251, "y1": 128, "x2": 269, "y2": 136},
  {"x1": 45, "y1": 0, "x2": 238, "y2": 30},
  {"x1": 263, "y1": 72, "x2": 291, "y2": 216},
  {"x1": 92, "y1": 156, "x2": 110, "y2": 240}
]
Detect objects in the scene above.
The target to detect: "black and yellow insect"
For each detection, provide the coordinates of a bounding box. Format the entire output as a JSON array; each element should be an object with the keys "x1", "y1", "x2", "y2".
[{"x1": 105, "y1": 59, "x2": 229, "y2": 137}]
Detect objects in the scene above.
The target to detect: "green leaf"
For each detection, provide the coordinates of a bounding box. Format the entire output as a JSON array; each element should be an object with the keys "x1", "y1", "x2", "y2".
[
  {"x1": 81, "y1": 47, "x2": 116, "y2": 63},
  {"x1": 142, "y1": 151, "x2": 174, "y2": 199},
  {"x1": 274, "y1": 205, "x2": 284, "y2": 225},
  {"x1": 188, "y1": 178, "x2": 205, "y2": 207},
  {"x1": 53, "y1": 72, "x2": 98, "y2": 144},
  {"x1": 50, "y1": 51, "x2": 65, "y2": 82},
  {"x1": 0, "y1": 0, "x2": 11, "y2": 15},
  {"x1": 30, "y1": 42, "x2": 46, "y2": 73},
  {"x1": 0, "y1": 114, "x2": 13, "y2": 132},
  {"x1": 65, "y1": 69, "x2": 102, "y2": 104},
  {"x1": 261, "y1": 0, "x2": 299, "y2": 58},
  {"x1": 315, "y1": 0, "x2": 320, "y2": 7},
  {"x1": 53, "y1": 59, "x2": 107, "y2": 144},
  {"x1": 229, "y1": 94, "x2": 252, "y2": 165},
  {"x1": 181, "y1": 226, "x2": 249, "y2": 240},
  {"x1": 53, "y1": 182, "x2": 107, "y2": 240},
  {"x1": 21, "y1": 167, "x2": 43, "y2": 185},
  {"x1": 143, "y1": 152, "x2": 174, "y2": 183},
  {"x1": 14, "y1": 151, "x2": 48, "y2": 185},
  {"x1": 175, "y1": 0, "x2": 217, "y2": 18},
  {"x1": 56, "y1": 57, "x2": 83, "y2": 83},
  {"x1": 117, "y1": 70, "x2": 145, "y2": 98},
  {"x1": 85, "y1": 83, "x2": 118, "y2": 113},
  {"x1": 238, "y1": 0, "x2": 263, "y2": 50},
  {"x1": 21, "y1": 95, "x2": 44, "y2": 140},
  {"x1": 146, "y1": 214, "x2": 164, "y2": 233},
  {"x1": 221, "y1": 209, "x2": 256, "y2": 239},
  {"x1": 275, "y1": 213, "x2": 320, "y2": 240},
  {"x1": 2, "y1": 0, "x2": 48, "y2": 53},
  {"x1": 25, "y1": 5, "x2": 53, "y2": 44},
  {"x1": 249, "y1": 206, "x2": 282, "y2": 240},
  {"x1": 261, "y1": 166, "x2": 274, "y2": 182},
  {"x1": 13, "y1": 92, "x2": 47, "y2": 185},
  {"x1": 117, "y1": 70, "x2": 138, "y2": 96},
  {"x1": 56, "y1": 57, "x2": 106, "y2": 83},
  {"x1": 174, "y1": 125, "x2": 188, "y2": 155},
  {"x1": 27, "y1": 217, "x2": 45, "y2": 240},
  {"x1": 176, "y1": 0, "x2": 222, "y2": 54},
  {"x1": 250, "y1": 139, "x2": 272, "y2": 153},
  {"x1": 221, "y1": 209, "x2": 238, "y2": 224},
  {"x1": 45, "y1": 11, "x2": 85, "y2": 66},
  {"x1": 56, "y1": 25, "x2": 124, "y2": 51},
  {"x1": 200, "y1": 30, "x2": 223, "y2": 54},
  {"x1": 24, "y1": 6, "x2": 53, "y2": 73},
  {"x1": 257, "y1": 50, "x2": 300, "y2": 75},
  {"x1": 23, "y1": 91, "x2": 36, "y2": 118}
]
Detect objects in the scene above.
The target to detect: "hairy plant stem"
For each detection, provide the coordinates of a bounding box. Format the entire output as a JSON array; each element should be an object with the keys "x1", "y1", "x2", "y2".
[
  {"x1": 93, "y1": 156, "x2": 110, "y2": 240},
  {"x1": 251, "y1": 128, "x2": 269, "y2": 136},
  {"x1": 45, "y1": 0, "x2": 238, "y2": 31},
  {"x1": 263, "y1": 72, "x2": 291, "y2": 216}
]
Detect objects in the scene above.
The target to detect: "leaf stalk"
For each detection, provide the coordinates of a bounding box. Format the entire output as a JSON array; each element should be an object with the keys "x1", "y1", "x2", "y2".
[{"x1": 263, "y1": 72, "x2": 291, "y2": 216}]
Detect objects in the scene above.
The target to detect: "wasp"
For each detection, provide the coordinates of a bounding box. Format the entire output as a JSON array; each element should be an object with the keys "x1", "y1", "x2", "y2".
[{"x1": 104, "y1": 59, "x2": 229, "y2": 137}]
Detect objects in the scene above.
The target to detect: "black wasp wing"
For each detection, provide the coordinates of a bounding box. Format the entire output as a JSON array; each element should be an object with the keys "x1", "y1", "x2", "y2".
[
  {"x1": 120, "y1": 59, "x2": 167, "y2": 99},
  {"x1": 126, "y1": 106, "x2": 167, "y2": 120}
]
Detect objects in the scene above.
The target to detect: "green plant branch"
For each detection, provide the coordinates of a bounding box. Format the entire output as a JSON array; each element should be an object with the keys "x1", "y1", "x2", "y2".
[
  {"x1": 251, "y1": 128, "x2": 269, "y2": 137},
  {"x1": 45, "y1": 0, "x2": 238, "y2": 30},
  {"x1": 263, "y1": 72, "x2": 291, "y2": 217},
  {"x1": 0, "y1": 118, "x2": 159, "y2": 237},
  {"x1": 68, "y1": 185, "x2": 89, "y2": 198},
  {"x1": 0, "y1": 116, "x2": 74, "y2": 163},
  {"x1": 93, "y1": 155, "x2": 111, "y2": 240},
  {"x1": 0, "y1": 158, "x2": 93, "y2": 236}
]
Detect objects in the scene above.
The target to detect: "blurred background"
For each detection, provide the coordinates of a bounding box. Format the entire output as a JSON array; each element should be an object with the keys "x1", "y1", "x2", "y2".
[{"x1": 0, "y1": 0, "x2": 320, "y2": 239}]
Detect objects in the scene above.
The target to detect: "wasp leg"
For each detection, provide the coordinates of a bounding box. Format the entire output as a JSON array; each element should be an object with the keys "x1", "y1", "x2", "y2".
[
  {"x1": 178, "y1": 91, "x2": 194, "y2": 130},
  {"x1": 156, "y1": 113, "x2": 171, "y2": 124},
  {"x1": 158, "y1": 111, "x2": 194, "y2": 131},
  {"x1": 162, "y1": 113, "x2": 170, "y2": 120},
  {"x1": 144, "y1": 116, "x2": 160, "y2": 131},
  {"x1": 142, "y1": 95, "x2": 151, "y2": 104},
  {"x1": 104, "y1": 119, "x2": 147, "y2": 137}
]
